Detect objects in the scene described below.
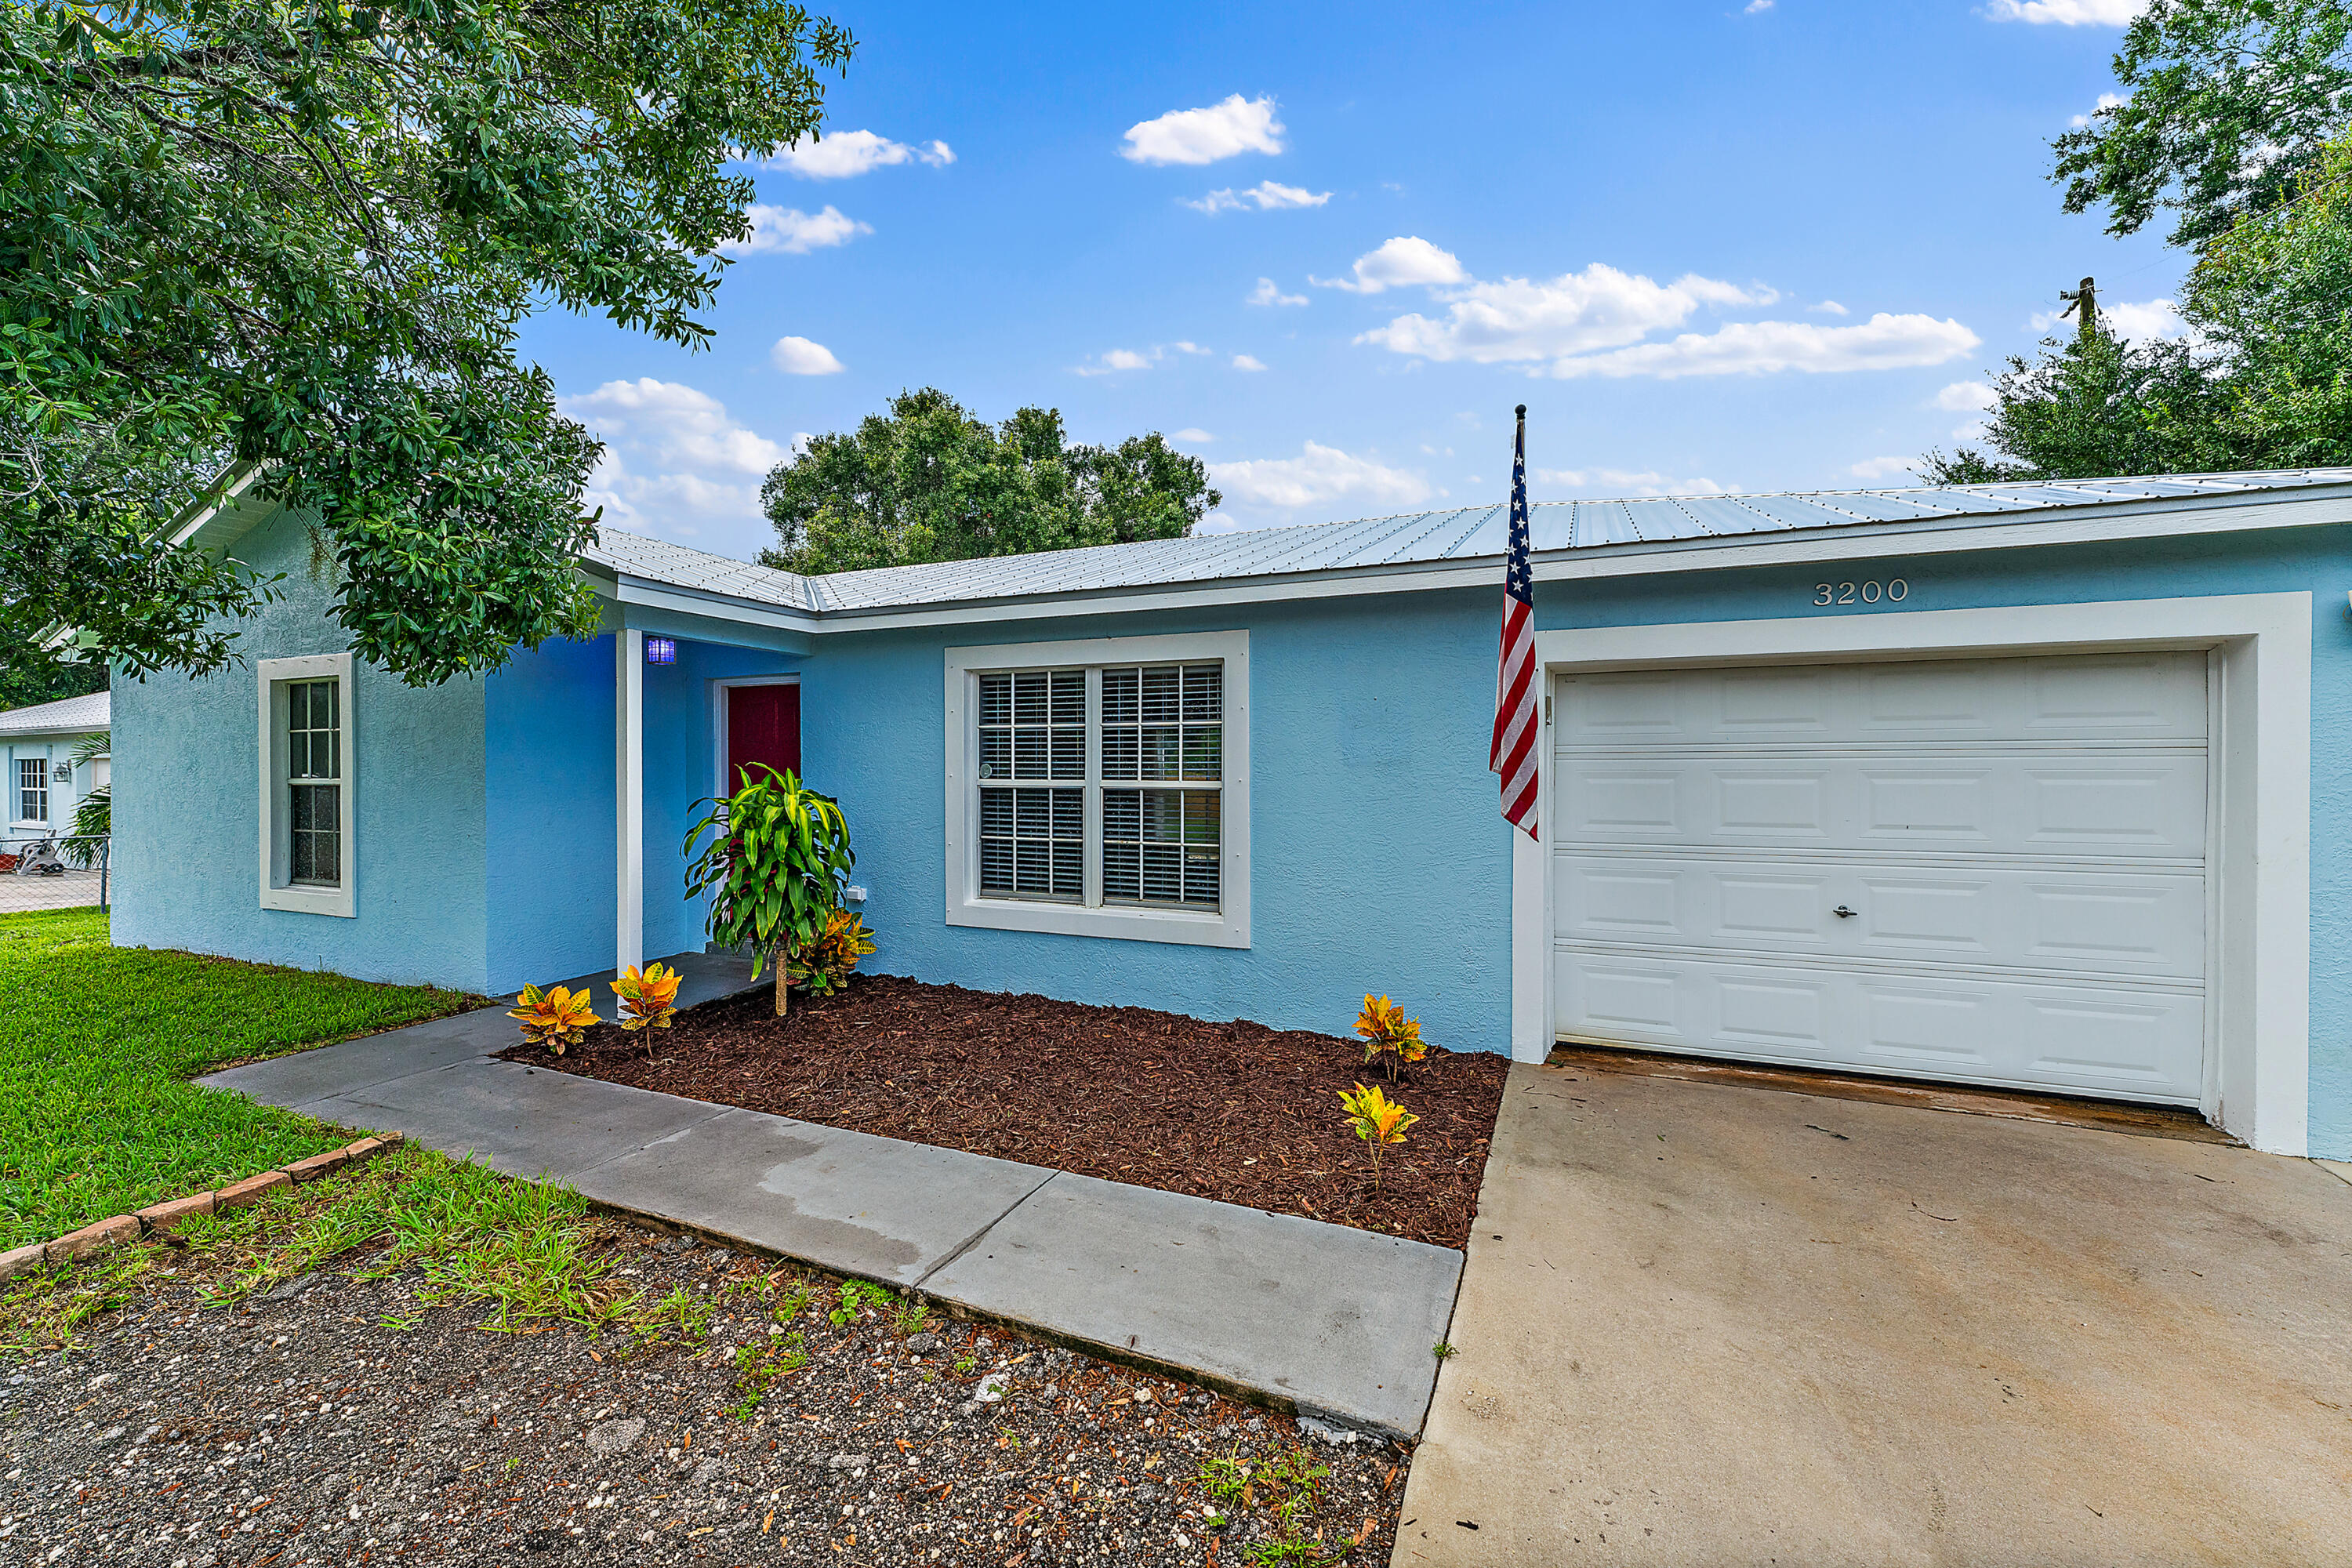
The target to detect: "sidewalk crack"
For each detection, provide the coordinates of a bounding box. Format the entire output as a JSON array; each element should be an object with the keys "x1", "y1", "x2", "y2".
[{"x1": 912, "y1": 1171, "x2": 1060, "y2": 1291}]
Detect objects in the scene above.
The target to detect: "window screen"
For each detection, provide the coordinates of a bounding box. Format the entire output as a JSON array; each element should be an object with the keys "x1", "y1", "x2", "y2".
[{"x1": 286, "y1": 678, "x2": 341, "y2": 887}]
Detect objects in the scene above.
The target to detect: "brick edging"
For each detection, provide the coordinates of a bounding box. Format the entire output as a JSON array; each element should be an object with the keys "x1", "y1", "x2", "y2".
[{"x1": 0, "y1": 1134, "x2": 405, "y2": 1283}]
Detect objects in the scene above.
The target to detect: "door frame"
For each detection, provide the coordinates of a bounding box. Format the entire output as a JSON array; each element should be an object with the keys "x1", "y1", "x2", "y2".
[
  {"x1": 1510, "y1": 592, "x2": 2312, "y2": 1156},
  {"x1": 709, "y1": 673, "x2": 802, "y2": 799}
]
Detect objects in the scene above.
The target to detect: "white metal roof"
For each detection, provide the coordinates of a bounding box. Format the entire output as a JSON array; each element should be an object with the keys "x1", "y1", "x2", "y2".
[
  {"x1": 0, "y1": 691, "x2": 107, "y2": 737},
  {"x1": 586, "y1": 468, "x2": 2352, "y2": 618}
]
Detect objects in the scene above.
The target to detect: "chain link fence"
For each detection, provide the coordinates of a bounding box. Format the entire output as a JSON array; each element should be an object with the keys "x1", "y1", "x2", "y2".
[{"x1": 0, "y1": 835, "x2": 108, "y2": 913}]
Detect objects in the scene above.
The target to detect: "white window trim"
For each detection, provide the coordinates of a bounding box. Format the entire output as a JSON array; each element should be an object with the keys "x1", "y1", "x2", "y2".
[
  {"x1": 1509, "y1": 592, "x2": 2312, "y2": 1157},
  {"x1": 257, "y1": 652, "x2": 356, "y2": 918},
  {"x1": 13, "y1": 749, "x2": 49, "y2": 828},
  {"x1": 944, "y1": 630, "x2": 1250, "y2": 948}
]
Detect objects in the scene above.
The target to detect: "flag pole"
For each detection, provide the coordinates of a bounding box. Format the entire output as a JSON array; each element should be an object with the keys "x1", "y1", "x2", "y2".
[{"x1": 1490, "y1": 403, "x2": 1540, "y2": 838}]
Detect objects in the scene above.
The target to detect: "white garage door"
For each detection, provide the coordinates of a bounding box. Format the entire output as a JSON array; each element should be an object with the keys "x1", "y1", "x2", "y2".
[{"x1": 1552, "y1": 653, "x2": 2209, "y2": 1104}]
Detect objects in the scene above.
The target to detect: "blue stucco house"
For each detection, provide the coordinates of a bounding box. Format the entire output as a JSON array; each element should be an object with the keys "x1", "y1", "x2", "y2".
[{"x1": 115, "y1": 468, "x2": 2352, "y2": 1160}]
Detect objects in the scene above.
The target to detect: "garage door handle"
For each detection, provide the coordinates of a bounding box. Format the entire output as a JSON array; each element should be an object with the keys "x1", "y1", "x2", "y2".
[{"x1": 1833, "y1": 906, "x2": 1858, "y2": 919}]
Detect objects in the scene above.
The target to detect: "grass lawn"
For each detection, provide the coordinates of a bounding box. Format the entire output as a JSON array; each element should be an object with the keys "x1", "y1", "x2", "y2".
[{"x1": 0, "y1": 907, "x2": 475, "y2": 1253}]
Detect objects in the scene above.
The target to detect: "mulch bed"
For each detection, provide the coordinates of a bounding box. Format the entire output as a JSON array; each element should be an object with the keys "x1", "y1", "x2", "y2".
[{"x1": 504, "y1": 973, "x2": 1508, "y2": 1250}]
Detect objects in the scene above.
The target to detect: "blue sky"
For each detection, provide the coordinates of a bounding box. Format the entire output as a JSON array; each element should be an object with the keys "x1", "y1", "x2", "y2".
[{"x1": 520, "y1": 0, "x2": 2175, "y2": 562}]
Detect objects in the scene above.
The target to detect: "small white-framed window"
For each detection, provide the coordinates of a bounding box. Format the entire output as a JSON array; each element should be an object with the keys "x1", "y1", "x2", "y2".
[
  {"x1": 257, "y1": 652, "x2": 356, "y2": 917},
  {"x1": 945, "y1": 630, "x2": 1249, "y2": 948},
  {"x1": 15, "y1": 757, "x2": 47, "y2": 825}
]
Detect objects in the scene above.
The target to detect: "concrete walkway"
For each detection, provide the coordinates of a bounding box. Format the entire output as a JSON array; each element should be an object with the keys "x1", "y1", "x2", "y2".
[
  {"x1": 198, "y1": 953, "x2": 1460, "y2": 1440},
  {"x1": 1395, "y1": 1061, "x2": 2352, "y2": 1566}
]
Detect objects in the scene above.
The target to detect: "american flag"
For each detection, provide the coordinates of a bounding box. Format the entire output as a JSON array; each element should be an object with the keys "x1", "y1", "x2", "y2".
[{"x1": 1489, "y1": 405, "x2": 1539, "y2": 837}]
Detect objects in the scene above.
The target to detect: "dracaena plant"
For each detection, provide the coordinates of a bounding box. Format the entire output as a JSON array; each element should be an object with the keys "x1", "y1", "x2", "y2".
[
  {"x1": 1353, "y1": 994, "x2": 1428, "y2": 1083},
  {"x1": 683, "y1": 767, "x2": 854, "y2": 1018}
]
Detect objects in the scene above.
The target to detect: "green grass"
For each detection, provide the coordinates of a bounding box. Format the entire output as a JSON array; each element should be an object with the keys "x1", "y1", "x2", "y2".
[
  {"x1": 0, "y1": 908, "x2": 475, "y2": 1251},
  {"x1": 0, "y1": 1143, "x2": 702, "y2": 1359}
]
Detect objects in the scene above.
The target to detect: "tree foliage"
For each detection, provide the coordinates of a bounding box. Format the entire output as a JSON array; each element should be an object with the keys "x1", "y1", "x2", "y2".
[
  {"x1": 3, "y1": 0, "x2": 851, "y2": 685},
  {"x1": 1925, "y1": 130, "x2": 2352, "y2": 485},
  {"x1": 759, "y1": 388, "x2": 1222, "y2": 575},
  {"x1": 2053, "y1": 0, "x2": 2352, "y2": 249},
  {"x1": 0, "y1": 646, "x2": 103, "y2": 713}
]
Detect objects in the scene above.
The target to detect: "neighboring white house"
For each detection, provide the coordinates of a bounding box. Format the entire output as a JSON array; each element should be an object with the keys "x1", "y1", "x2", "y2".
[{"x1": 0, "y1": 690, "x2": 108, "y2": 838}]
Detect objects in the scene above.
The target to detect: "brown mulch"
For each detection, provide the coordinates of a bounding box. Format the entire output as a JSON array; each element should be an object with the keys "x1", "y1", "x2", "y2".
[{"x1": 503, "y1": 972, "x2": 1508, "y2": 1250}]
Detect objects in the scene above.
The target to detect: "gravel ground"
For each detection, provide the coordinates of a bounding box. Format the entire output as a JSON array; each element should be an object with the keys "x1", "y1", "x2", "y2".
[{"x1": 0, "y1": 1225, "x2": 1412, "y2": 1567}]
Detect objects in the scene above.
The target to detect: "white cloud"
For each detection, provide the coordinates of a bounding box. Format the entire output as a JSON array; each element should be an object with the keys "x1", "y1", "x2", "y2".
[
  {"x1": 1357, "y1": 263, "x2": 1769, "y2": 362},
  {"x1": 2071, "y1": 91, "x2": 2129, "y2": 128},
  {"x1": 1534, "y1": 466, "x2": 1730, "y2": 498},
  {"x1": 721, "y1": 204, "x2": 869, "y2": 256},
  {"x1": 1987, "y1": 0, "x2": 2141, "y2": 23},
  {"x1": 1120, "y1": 94, "x2": 1284, "y2": 166},
  {"x1": 764, "y1": 129, "x2": 955, "y2": 179},
  {"x1": 770, "y1": 336, "x2": 844, "y2": 376},
  {"x1": 1312, "y1": 236, "x2": 1466, "y2": 294},
  {"x1": 1548, "y1": 313, "x2": 1980, "y2": 379},
  {"x1": 1933, "y1": 379, "x2": 1997, "y2": 412},
  {"x1": 1186, "y1": 180, "x2": 1331, "y2": 214},
  {"x1": 1173, "y1": 428, "x2": 1214, "y2": 443},
  {"x1": 1849, "y1": 456, "x2": 1917, "y2": 481},
  {"x1": 1208, "y1": 441, "x2": 1432, "y2": 510},
  {"x1": 1231, "y1": 354, "x2": 1268, "y2": 372},
  {"x1": 561, "y1": 379, "x2": 788, "y2": 546},
  {"x1": 2027, "y1": 296, "x2": 2188, "y2": 340},
  {"x1": 1809, "y1": 299, "x2": 1850, "y2": 315},
  {"x1": 1248, "y1": 277, "x2": 1308, "y2": 307},
  {"x1": 1073, "y1": 343, "x2": 1213, "y2": 376},
  {"x1": 1076, "y1": 348, "x2": 1156, "y2": 376},
  {"x1": 1745, "y1": 0, "x2": 1773, "y2": 11},
  {"x1": 2104, "y1": 297, "x2": 2188, "y2": 340}
]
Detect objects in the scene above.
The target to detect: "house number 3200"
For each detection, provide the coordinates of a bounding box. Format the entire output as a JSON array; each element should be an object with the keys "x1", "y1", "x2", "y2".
[{"x1": 1813, "y1": 579, "x2": 1907, "y2": 606}]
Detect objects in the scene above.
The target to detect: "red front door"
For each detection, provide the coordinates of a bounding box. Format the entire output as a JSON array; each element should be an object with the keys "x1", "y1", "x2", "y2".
[{"x1": 726, "y1": 683, "x2": 800, "y2": 790}]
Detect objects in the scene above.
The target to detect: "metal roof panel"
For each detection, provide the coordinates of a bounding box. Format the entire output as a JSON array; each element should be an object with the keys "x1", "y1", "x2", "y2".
[{"x1": 588, "y1": 468, "x2": 2352, "y2": 618}]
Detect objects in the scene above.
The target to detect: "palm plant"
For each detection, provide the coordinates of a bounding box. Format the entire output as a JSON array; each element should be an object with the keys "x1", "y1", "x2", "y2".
[
  {"x1": 682, "y1": 766, "x2": 855, "y2": 1018},
  {"x1": 65, "y1": 731, "x2": 109, "y2": 866}
]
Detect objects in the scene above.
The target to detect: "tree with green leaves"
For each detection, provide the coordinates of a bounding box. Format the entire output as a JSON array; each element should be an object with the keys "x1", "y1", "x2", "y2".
[
  {"x1": 0, "y1": 649, "x2": 103, "y2": 715},
  {"x1": 1924, "y1": 1, "x2": 2352, "y2": 485},
  {"x1": 2053, "y1": 0, "x2": 2352, "y2": 250},
  {"x1": 3, "y1": 0, "x2": 851, "y2": 687},
  {"x1": 759, "y1": 388, "x2": 1221, "y2": 575}
]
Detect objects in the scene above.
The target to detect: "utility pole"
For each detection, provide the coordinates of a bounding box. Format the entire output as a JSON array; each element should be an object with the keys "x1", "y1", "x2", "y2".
[{"x1": 2057, "y1": 276, "x2": 2098, "y2": 343}]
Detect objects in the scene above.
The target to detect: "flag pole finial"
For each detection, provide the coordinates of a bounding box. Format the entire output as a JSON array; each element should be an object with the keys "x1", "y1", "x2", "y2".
[{"x1": 1515, "y1": 403, "x2": 1526, "y2": 419}]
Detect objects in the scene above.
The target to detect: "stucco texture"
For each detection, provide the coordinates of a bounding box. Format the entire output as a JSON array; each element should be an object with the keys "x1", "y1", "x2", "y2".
[
  {"x1": 111, "y1": 505, "x2": 490, "y2": 990},
  {"x1": 114, "y1": 513, "x2": 2352, "y2": 1158}
]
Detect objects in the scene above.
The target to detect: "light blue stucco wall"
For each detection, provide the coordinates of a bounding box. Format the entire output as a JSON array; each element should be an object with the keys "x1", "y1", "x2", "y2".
[
  {"x1": 113, "y1": 507, "x2": 2352, "y2": 1156},
  {"x1": 483, "y1": 633, "x2": 619, "y2": 996},
  {"x1": 112, "y1": 505, "x2": 491, "y2": 989},
  {"x1": 785, "y1": 590, "x2": 1515, "y2": 1058},
  {"x1": 477, "y1": 633, "x2": 804, "y2": 996}
]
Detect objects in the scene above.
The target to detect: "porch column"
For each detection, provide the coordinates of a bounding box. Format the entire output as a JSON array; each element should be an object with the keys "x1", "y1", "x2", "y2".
[{"x1": 615, "y1": 627, "x2": 644, "y2": 975}]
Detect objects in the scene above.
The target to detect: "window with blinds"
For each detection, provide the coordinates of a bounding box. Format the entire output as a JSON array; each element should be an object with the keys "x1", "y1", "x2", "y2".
[{"x1": 973, "y1": 662, "x2": 1222, "y2": 910}]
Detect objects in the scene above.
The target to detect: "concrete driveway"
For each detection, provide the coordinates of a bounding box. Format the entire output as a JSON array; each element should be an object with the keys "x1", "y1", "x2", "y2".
[{"x1": 1396, "y1": 1062, "x2": 2352, "y2": 1566}]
